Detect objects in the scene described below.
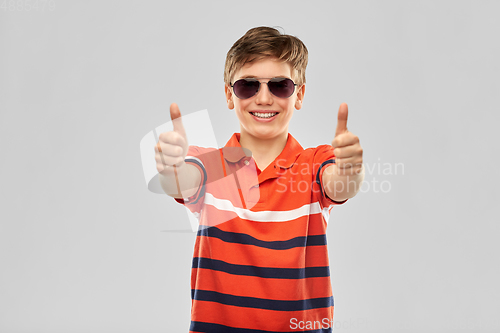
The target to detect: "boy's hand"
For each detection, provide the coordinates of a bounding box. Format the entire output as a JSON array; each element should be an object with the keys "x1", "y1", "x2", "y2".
[
  {"x1": 155, "y1": 103, "x2": 189, "y2": 175},
  {"x1": 331, "y1": 103, "x2": 363, "y2": 175}
]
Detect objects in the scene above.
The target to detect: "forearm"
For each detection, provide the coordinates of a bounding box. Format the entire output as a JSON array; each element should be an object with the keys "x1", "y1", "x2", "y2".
[
  {"x1": 158, "y1": 163, "x2": 202, "y2": 199},
  {"x1": 322, "y1": 164, "x2": 364, "y2": 202}
]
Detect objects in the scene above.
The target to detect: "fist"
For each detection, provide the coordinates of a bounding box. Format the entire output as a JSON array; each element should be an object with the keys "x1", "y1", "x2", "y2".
[
  {"x1": 155, "y1": 103, "x2": 188, "y2": 174},
  {"x1": 331, "y1": 103, "x2": 363, "y2": 175}
]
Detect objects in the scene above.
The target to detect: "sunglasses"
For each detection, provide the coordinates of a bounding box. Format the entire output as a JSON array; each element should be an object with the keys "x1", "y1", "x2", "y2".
[{"x1": 230, "y1": 77, "x2": 297, "y2": 99}]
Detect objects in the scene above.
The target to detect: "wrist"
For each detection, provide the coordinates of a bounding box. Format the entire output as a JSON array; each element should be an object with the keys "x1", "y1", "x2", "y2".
[{"x1": 323, "y1": 164, "x2": 364, "y2": 200}]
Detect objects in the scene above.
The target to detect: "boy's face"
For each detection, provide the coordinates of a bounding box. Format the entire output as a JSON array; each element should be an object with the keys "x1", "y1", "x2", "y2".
[{"x1": 225, "y1": 57, "x2": 305, "y2": 141}]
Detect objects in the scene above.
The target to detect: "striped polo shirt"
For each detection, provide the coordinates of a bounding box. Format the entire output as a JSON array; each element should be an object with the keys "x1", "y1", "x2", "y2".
[{"x1": 175, "y1": 133, "x2": 347, "y2": 333}]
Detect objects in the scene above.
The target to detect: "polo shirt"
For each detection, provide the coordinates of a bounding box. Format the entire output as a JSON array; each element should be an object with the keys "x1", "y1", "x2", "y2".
[{"x1": 175, "y1": 133, "x2": 347, "y2": 333}]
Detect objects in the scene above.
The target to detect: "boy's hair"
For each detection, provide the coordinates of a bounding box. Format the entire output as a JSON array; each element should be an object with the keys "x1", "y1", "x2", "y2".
[{"x1": 224, "y1": 26, "x2": 308, "y2": 86}]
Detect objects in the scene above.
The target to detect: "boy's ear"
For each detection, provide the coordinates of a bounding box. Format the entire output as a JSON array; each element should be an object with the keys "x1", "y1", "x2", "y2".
[
  {"x1": 225, "y1": 84, "x2": 235, "y2": 110},
  {"x1": 295, "y1": 84, "x2": 305, "y2": 110}
]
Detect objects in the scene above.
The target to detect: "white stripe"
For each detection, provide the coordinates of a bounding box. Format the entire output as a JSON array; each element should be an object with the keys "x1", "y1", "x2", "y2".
[
  {"x1": 204, "y1": 193, "x2": 326, "y2": 222},
  {"x1": 322, "y1": 205, "x2": 333, "y2": 223}
]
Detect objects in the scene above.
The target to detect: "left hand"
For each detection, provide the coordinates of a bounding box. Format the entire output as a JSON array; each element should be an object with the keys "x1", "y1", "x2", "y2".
[{"x1": 331, "y1": 103, "x2": 363, "y2": 176}]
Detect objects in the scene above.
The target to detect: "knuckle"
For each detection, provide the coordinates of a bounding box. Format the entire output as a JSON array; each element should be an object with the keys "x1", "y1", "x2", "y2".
[
  {"x1": 158, "y1": 132, "x2": 168, "y2": 142},
  {"x1": 161, "y1": 131, "x2": 177, "y2": 143},
  {"x1": 173, "y1": 132, "x2": 182, "y2": 143}
]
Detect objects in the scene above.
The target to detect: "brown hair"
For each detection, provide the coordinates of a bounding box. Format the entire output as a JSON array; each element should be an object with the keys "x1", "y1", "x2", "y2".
[{"x1": 224, "y1": 26, "x2": 308, "y2": 86}]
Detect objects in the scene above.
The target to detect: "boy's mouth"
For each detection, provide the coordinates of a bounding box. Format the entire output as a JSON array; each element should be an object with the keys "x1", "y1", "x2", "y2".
[{"x1": 250, "y1": 112, "x2": 278, "y2": 119}]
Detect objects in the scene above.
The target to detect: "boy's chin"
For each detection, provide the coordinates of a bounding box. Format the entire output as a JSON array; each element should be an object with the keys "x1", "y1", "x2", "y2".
[{"x1": 246, "y1": 129, "x2": 286, "y2": 140}]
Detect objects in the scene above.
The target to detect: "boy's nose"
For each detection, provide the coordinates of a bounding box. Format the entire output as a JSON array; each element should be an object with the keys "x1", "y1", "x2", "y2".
[{"x1": 254, "y1": 82, "x2": 273, "y2": 105}]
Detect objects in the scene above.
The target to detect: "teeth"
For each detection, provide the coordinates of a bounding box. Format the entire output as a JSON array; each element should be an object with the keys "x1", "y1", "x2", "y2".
[{"x1": 252, "y1": 112, "x2": 277, "y2": 118}]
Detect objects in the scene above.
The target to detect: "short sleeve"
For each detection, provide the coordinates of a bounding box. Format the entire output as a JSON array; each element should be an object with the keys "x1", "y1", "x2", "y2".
[
  {"x1": 313, "y1": 145, "x2": 348, "y2": 209},
  {"x1": 174, "y1": 145, "x2": 208, "y2": 215}
]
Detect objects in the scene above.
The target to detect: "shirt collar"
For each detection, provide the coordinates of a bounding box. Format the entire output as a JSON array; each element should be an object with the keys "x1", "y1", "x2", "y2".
[
  {"x1": 221, "y1": 133, "x2": 251, "y2": 163},
  {"x1": 223, "y1": 133, "x2": 303, "y2": 168}
]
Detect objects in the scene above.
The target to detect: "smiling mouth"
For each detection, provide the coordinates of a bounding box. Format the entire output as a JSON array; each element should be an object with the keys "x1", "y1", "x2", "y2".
[{"x1": 250, "y1": 112, "x2": 278, "y2": 119}]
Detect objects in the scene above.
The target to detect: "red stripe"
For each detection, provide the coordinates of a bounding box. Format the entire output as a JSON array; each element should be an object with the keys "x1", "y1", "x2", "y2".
[
  {"x1": 192, "y1": 269, "x2": 333, "y2": 300},
  {"x1": 195, "y1": 237, "x2": 330, "y2": 268}
]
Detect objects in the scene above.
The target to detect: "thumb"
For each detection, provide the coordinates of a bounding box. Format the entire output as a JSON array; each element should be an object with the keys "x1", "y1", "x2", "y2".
[
  {"x1": 335, "y1": 103, "x2": 348, "y2": 137},
  {"x1": 170, "y1": 103, "x2": 186, "y2": 138}
]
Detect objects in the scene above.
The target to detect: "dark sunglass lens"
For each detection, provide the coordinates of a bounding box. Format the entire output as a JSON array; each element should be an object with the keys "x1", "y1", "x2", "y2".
[
  {"x1": 233, "y1": 79, "x2": 260, "y2": 99},
  {"x1": 268, "y1": 78, "x2": 295, "y2": 98}
]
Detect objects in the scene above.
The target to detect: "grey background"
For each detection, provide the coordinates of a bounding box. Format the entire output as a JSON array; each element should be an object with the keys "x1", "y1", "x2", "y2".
[{"x1": 1, "y1": 0, "x2": 499, "y2": 332}]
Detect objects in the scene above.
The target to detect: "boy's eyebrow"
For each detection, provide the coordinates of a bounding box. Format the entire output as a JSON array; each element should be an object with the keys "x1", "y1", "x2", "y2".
[{"x1": 239, "y1": 75, "x2": 291, "y2": 79}]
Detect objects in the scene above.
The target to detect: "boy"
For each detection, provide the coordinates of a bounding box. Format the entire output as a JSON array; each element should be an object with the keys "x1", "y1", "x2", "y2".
[{"x1": 155, "y1": 27, "x2": 364, "y2": 332}]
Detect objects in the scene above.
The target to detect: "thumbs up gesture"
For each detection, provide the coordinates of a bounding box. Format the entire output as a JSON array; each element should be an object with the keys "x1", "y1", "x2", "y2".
[
  {"x1": 155, "y1": 103, "x2": 189, "y2": 175},
  {"x1": 331, "y1": 103, "x2": 363, "y2": 175}
]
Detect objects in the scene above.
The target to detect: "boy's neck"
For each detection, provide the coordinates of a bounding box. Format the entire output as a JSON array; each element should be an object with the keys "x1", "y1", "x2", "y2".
[{"x1": 238, "y1": 130, "x2": 289, "y2": 171}]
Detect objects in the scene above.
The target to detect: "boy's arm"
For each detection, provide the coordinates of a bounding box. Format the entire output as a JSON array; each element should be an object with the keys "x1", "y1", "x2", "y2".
[
  {"x1": 155, "y1": 103, "x2": 202, "y2": 199},
  {"x1": 322, "y1": 164, "x2": 364, "y2": 202},
  {"x1": 322, "y1": 103, "x2": 364, "y2": 202},
  {"x1": 158, "y1": 163, "x2": 202, "y2": 199}
]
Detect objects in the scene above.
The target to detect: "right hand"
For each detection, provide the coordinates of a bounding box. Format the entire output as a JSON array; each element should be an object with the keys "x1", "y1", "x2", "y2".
[{"x1": 155, "y1": 103, "x2": 188, "y2": 175}]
